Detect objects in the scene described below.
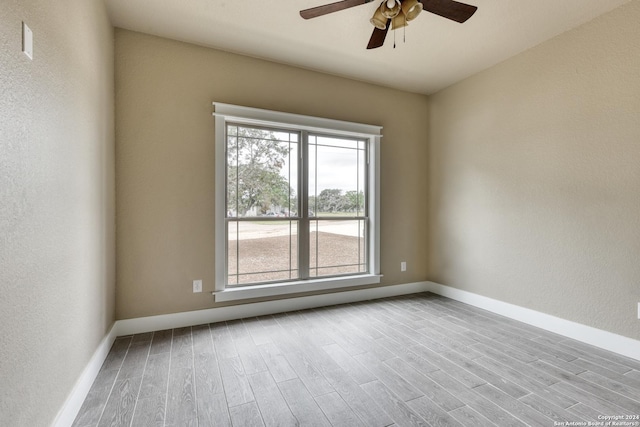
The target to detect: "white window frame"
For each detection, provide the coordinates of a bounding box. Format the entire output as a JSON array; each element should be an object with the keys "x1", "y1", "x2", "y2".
[{"x1": 213, "y1": 103, "x2": 382, "y2": 302}]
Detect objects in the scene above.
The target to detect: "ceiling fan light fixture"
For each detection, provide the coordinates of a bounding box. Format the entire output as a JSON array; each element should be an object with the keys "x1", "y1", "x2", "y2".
[
  {"x1": 401, "y1": 0, "x2": 423, "y2": 22},
  {"x1": 391, "y1": 12, "x2": 408, "y2": 30},
  {"x1": 380, "y1": 0, "x2": 401, "y2": 19},
  {"x1": 370, "y1": 7, "x2": 387, "y2": 30}
]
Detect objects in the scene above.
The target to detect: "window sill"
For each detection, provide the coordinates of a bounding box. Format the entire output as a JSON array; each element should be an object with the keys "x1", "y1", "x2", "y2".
[{"x1": 213, "y1": 274, "x2": 382, "y2": 302}]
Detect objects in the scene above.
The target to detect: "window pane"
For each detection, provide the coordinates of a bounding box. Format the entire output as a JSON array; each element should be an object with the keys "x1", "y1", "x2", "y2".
[
  {"x1": 227, "y1": 125, "x2": 298, "y2": 218},
  {"x1": 309, "y1": 220, "x2": 366, "y2": 277},
  {"x1": 228, "y1": 220, "x2": 298, "y2": 285},
  {"x1": 309, "y1": 135, "x2": 366, "y2": 217}
]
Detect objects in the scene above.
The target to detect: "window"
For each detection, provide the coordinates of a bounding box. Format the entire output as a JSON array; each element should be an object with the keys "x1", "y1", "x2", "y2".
[{"x1": 213, "y1": 103, "x2": 381, "y2": 301}]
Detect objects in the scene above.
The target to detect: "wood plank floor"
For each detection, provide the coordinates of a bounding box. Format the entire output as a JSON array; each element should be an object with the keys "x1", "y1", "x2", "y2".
[{"x1": 73, "y1": 293, "x2": 640, "y2": 427}]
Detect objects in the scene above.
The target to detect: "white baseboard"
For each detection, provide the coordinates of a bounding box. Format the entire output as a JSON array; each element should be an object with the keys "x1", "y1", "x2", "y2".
[
  {"x1": 116, "y1": 281, "x2": 430, "y2": 336},
  {"x1": 427, "y1": 281, "x2": 640, "y2": 361},
  {"x1": 52, "y1": 324, "x2": 118, "y2": 427}
]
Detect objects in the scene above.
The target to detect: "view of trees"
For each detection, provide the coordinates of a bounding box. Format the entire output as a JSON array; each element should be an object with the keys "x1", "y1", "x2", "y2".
[
  {"x1": 227, "y1": 126, "x2": 366, "y2": 217},
  {"x1": 310, "y1": 189, "x2": 365, "y2": 215},
  {"x1": 227, "y1": 126, "x2": 295, "y2": 216}
]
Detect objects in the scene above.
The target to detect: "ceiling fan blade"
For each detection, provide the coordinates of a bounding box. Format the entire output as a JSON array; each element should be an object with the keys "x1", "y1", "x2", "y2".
[
  {"x1": 420, "y1": 0, "x2": 477, "y2": 23},
  {"x1": 300, "y1": 0, "x2": 372, "y2": 19},
  {"x1": 366, "y1": 19, "x2": 391, "y2": 49}
]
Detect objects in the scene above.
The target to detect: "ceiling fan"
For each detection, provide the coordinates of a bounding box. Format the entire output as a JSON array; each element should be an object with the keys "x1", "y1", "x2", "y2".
[{"x1": 300, "y1": 0, "x2": 478, "y2": 49}]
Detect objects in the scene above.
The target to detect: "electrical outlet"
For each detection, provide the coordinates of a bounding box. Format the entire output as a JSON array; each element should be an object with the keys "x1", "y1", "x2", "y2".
[
  {"x1": 637, "y1": 302, "x2": 640, "y2": 320},
  {"x1": 193, "y1": 279, "x2": 202, "y2": 293},
  {"x1": 401, "y1": 261, "x2": 407, "y2": 272}
]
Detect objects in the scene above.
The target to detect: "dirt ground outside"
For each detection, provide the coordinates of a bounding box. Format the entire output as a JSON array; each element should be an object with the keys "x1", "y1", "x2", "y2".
[{"x1": 227, "y1": 220, "x2": 366, "y2": 284}]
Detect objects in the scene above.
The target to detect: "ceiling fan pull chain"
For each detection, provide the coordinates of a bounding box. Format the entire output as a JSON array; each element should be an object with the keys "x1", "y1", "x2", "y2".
[{"x1": 393, "y1": 27, "x2": 396, "y2": 48}]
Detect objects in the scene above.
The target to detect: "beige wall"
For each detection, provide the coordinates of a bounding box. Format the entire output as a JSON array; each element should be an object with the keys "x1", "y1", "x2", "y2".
[
  {"x1": 115, "y1": 30, "x2": 429, "y2": 320},
  {"x1": 0, "y1": 0, "x2": 115, "y2": 426},
  {"x1": 428, "y1": 0, "x2": 640, "y2": 340}
]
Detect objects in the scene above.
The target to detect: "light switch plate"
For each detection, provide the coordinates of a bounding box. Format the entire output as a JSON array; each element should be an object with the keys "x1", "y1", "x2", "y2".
[{"x1": 22, "y1": 22, "x2": 33, "y2": 60}]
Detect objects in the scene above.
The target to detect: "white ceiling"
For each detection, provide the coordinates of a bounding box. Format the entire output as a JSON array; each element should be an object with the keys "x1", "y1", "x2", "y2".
[{"x1": 105, "y1": 0, "x2": 630, "y2": 95}]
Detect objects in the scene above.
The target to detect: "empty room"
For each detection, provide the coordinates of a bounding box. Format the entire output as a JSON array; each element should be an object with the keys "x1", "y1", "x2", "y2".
[{"x1": 1, "y1": 0, "x2": 639, "y2": 426}]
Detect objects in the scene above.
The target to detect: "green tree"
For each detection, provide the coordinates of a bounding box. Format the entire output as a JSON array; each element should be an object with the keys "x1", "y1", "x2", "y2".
[
  {"x1": 317, "y1": 188, "x2": 344, "y2": 213},
  {"x1": 227, "y1": 126, "x2": 294, "y2": 216},
  {"x1": 344, "y1": 190, "x2": 365, "y2": 213}
]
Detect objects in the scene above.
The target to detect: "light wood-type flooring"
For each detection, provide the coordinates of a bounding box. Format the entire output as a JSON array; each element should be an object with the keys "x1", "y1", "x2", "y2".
[{"x1": 73, "y1": 293, "x2": 640, "y2": 426}]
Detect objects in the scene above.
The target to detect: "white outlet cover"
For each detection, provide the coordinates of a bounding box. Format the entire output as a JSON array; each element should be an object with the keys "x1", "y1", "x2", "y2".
[
  {"x1": 22, "y1": 22, "x2": 33, "y2": 59},
  {"x1": 193, "y1": 279, "x2": 203, "y2": 293},
  {"x1": 401, "y1": 262, "x2": 407, "y2": 272},
  {"x1": 637, "y1": 302, "x2": 640, "y2": 320}
]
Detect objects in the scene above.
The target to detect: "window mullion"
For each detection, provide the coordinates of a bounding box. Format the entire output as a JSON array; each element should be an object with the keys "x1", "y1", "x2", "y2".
[{"x1": 299, "y1": 131, "x2": 310, "y2": 279}]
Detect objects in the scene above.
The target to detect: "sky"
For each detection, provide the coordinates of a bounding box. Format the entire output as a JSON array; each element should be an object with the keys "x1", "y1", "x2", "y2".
[{"x1": 281, "y1": 135, "x2": 367, "y2": 195}]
